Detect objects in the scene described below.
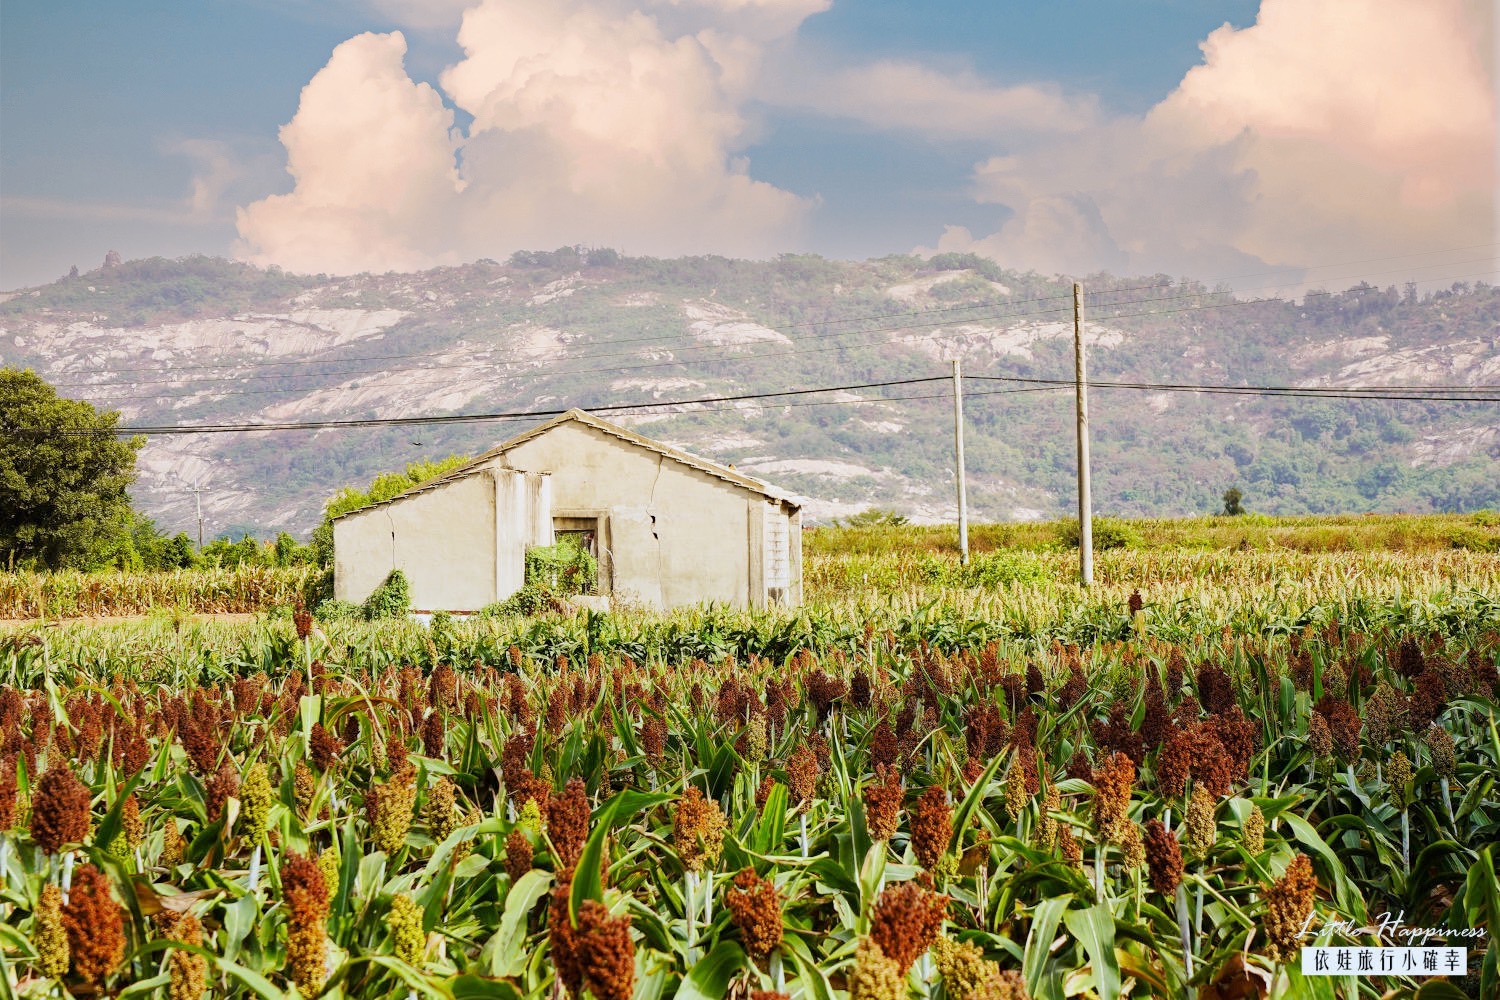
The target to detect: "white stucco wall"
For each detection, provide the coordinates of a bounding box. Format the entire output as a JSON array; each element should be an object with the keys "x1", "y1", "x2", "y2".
[
  {"x1": 333, "y1": 469, "x2": 552, "y2": 611},
  {"x1": 487, "y1": 422, "x2": 800, "y2": 609}
]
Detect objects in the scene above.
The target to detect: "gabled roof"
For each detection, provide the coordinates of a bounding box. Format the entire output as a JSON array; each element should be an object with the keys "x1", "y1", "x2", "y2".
[
  {"x1": 439, "y1": 408, "x2": 799, "y2": 505},
  {"x1": 328, "y1": 464, "x2": 498, "y2": 521}
]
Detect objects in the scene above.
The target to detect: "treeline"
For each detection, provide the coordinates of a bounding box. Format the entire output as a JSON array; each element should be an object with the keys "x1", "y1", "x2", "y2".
[{"x1": 29, "y1": 511, "x2": 319, "y2": 574}]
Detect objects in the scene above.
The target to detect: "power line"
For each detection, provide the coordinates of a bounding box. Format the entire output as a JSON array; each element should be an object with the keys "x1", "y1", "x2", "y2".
[
  {"x1": 64, "y1": 265, "x2": 1500, "y2": 406},
  {"x1": 16, "y1": 377, "x2": 953, "y2": 437},
  {"x1": 43, "y1": 285, "x2": 1081, "y2": 383},
  {"x1": 53, "y1": 294, "x2": 1096, "y2": 402},
  {"x1": 968, "y1": 374, "x2": 1500, "y2": 402},
  {"x1": 973, "y1": 375, "x2": 1498, "y2": 393},
  {"x1": 13, "y1": 368, "x2": 1494, "y2": 443},
  {"x1": 48, "y1": 290, "x2": 1086, "y2": 391},
  {"x1": 36, "y1": 246, "x2": 1498, "y2": 388},
  {"x1": 66, "y1": 251, "x2": 1499, "y2": 401}
]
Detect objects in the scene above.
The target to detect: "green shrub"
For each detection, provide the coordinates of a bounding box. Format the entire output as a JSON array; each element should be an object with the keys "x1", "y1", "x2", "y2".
[
  {"x1": 525, "y1": 537, "x2": 597, "y2": 595},
  {"x1": 301, "y1": 565, "x2": 334, "y2": 610},
  {"x1": 916, "y1": 556, "x2": 947, "y2": 582},
  {"x1": 1056, "y1": 517, "x2": 1140, "y2": 550},
  {"x1": 491, "y1": 584, "x2": 557, "y2": 616},
  {"x1": 959, "y1": 551, "x2": 1050, "y2": 587},
  {"x1": 1448, "y1": 527, "x2": 1499, "y2": 553},
  {"x1": 314, "y1": 598, "x2": 361, "y2": 622},
  {"x1": 836, "y1": 508, "x2": 910, "y2": 528},
  {"x1": 361, "y1": 569, "x2": 410, "y2": 620}
]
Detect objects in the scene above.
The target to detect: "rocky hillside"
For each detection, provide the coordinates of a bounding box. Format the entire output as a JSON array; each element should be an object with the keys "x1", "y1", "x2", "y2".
[{"x1": 2, "y1": 251, "x2": 1496, "y2": 537}]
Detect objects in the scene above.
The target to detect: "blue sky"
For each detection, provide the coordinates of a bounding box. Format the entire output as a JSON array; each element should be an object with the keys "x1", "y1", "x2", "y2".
[{"x1": 2, "y1": 0, "x2": 1493, "y2": 291}]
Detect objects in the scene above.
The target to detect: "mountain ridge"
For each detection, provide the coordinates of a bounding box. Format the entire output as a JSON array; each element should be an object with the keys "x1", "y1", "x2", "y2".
[{"x1": 3, "y1": 250, "x2": 1496, "y2": 538}]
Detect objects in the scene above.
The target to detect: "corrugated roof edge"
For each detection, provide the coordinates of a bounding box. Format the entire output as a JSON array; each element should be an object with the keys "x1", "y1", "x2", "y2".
[{"x1": 439, "y1": 408, "x2": 801, "y2": 506}]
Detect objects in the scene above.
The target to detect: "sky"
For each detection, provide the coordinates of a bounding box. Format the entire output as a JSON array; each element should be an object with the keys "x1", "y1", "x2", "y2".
[{"x1": 2, "y1": 0, "x2": 1496, "y2": 293}]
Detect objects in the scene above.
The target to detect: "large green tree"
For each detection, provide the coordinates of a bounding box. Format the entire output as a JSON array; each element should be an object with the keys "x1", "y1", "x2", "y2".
[{"x1": 0, "y1": 368, "x2": 143, "y2": 569}]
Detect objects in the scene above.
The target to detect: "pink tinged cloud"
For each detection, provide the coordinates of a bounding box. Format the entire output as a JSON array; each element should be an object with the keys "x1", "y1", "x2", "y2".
[
  {"x1": 652, "y1": 0, "x2": 832, "y2": 42},
  {"x1": 236, "y1": 0, "x2": 812, "y2": 275},
  {"x1": 937, "y1": 0, "x2": 1497, "y2": 287},
  {"x1": 236, "y1": 32, "x2": 464, "y2": 275},
  {"x1": 776, "y1": 60, "x2": 1099, "y2": 140}
]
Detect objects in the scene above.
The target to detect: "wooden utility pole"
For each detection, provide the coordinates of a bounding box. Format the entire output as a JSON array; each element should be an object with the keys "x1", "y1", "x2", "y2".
[
  {"x1": 1073, "y1": 283, "x2": 1093, "y2": 586},
  {"x1": 953, "y1": 358, "x2": 969, "y2": 565},
  {"x1": 184, "y1": 478, "x2": 209, "y2": 549}
]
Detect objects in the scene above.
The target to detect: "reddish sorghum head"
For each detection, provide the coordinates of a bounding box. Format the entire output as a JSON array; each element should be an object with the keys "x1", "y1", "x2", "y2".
[
  {"x1": 725, "y1": 867, "x2": 783, "y2": 960},
  {"x1": 310, "y1": 723, "x2": 342, "y2": 772},
  {"x1": 30, "y1": 765, "x2": 91, "y2": 854},
  {"x1": 505, "y1": 828, "x2": 534, "y2": 884},
  {"x1": 1195, "y1": 662, "x2": 1236, "y2": 715},
  {"x1": 1092, "y1": 751, "x2": 1135, "y2": 844},
  {"x1": 1143, "y1": 819, "x2": 1183, "y2": 897},
  {"x1": 61, "y1": 864, "x2": 125, "y2": 985},
  {"x1": 869, "y1": 720, "x2": 898, "y2": 772},
  {"x1": 547, "y1": 778, "x2": 591, "y2": 870},
  {"x1": 1313, "y1": 696, "x2": 1360, "y2": 763},
  {"x1": 204, "y1": 760, "x2": 239, "y2": 824},
  {"x1": 1190, "y1": 726, "x2": 1235, "y2": 798},
  {"x1": 282, "y1": 852, "x2": 330, "y2": 994},
  {"x1": 640, "y1": 715, "x2": 666, "y2": 765},
  {"x1": 755, "y1": 776, "x2": 777, "y2": 812},
  {"x1": 0, "y1": 752, "x2": 17, "y2": 830},
  {"x1": 548, "y1": 869, "x2": 583, "y2": 996},
  {"x1": 909, "y1": 786, "x2": 952, "y2": 873},
  {"x1": 869, "y1": 880, "x2": 949, "y2": 975},
  {"x1": 574, "y1": 900, "x2": 635, "y2": 1000},
  {"x1": 785, "y1": 745, "x2": 818, "y2": 807},
  {"x1": 863, "y1": 768, "x2": 903, "y2": 843}
]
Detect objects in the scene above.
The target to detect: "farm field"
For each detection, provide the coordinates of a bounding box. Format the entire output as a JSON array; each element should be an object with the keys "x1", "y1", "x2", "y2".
[{"x1": 0, "y1": 514, "x2": 1496, "y2": 999}]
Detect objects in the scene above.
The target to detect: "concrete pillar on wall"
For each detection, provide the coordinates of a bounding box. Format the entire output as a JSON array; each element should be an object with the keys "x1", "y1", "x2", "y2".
[
  {"x1": 748, "y1": 497, "x2": 766, "y2": 610},
  {"x1": 494, "y1": 470, "x2": 523, "y2": 601},
  {"x1": 495, "y1": 469, "x2": 553, "y2": 602},
  {"x1": 526, "y1": 473, "x2": 553, "y2": 546},
  {"x1": 787, "y1": 507, "x2": 803, "y2": 607}
]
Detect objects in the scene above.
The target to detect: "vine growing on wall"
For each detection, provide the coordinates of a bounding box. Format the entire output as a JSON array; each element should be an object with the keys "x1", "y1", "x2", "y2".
[{"x1": 525, "y1": 536, "x2": 598, "y2": 596}]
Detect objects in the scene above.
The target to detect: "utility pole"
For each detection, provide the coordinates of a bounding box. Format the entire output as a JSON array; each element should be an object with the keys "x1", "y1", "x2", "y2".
[
  {"x1": 1073, "y1": 282, "x2": 1093, "y2": 586},
  {"x1": 184, "y1": 478, "x2": 209, "y2": 549},
  {"x1": 953, "y1": 358, "x2": 969, "y2": 565}
]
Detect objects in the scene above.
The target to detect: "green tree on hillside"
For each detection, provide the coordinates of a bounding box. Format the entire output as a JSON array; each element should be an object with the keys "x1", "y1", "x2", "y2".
[
  {"x1": 308, "y1": 453, "x2": 474, "y2": 567},
  {"x1": 0, "y1": 368, "x2": 143, "y2": 569}
]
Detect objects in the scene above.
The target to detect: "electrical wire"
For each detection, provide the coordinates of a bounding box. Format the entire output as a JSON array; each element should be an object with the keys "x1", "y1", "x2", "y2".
[
  {"x1": 12, "y1": 366, "x2": 1494, "y2": 442},
  {"x1": 64, "y1": 264, "x2": 1500, "y2": 405},
  {"x1": 42, "y1": 284, "x2": 1080, "y2": 382},
  {"x1": 966, "y1": 375, "x2": 1500, "y2": 403},
  {"x1": 11, "y1": 377, "x2": 951, "y2": 437},
  {"x1": 36, "y1": 245, "x2": 1498, "y2": 387}
]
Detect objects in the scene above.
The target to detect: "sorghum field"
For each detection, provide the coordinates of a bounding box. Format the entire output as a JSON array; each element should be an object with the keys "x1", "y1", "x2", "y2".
[{"x1": 1, "y1": 515, "x2": 1497, "y2": 1000}]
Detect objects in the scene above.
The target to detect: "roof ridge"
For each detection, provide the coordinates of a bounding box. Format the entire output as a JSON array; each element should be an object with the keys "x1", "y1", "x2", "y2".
[{"x1": 386, "y1": 409, "x2": 797, "y2": 507}]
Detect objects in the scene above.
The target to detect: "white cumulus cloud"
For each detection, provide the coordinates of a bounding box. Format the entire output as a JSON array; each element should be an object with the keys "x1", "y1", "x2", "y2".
[
  {"x1": 933, "y1": 0, "x2": 1497, "y2": 288},
  {"x1": 236, "y1": 31, "x2": 465, "y2": 274},
  {"x1": 237, "y1": 0, "x2": 815, "y2": 274},
  {"x1": 772, "y1": 60, "x2": 1098, "y2": 140}
]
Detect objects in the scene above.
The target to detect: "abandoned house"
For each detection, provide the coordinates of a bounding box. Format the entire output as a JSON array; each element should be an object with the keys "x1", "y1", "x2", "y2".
[{"x1": 332, "y1": 409, "x2": 804, "y2": 612}]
